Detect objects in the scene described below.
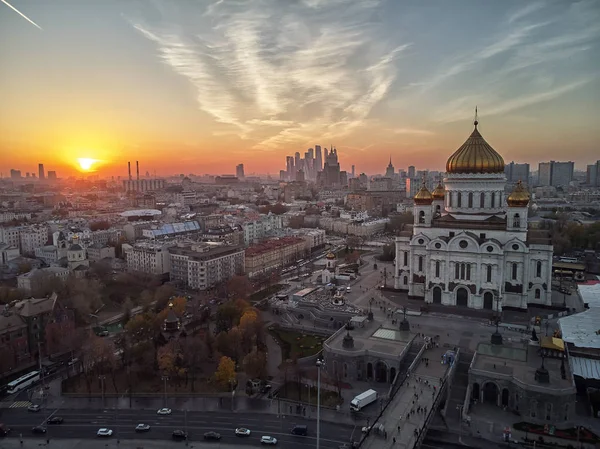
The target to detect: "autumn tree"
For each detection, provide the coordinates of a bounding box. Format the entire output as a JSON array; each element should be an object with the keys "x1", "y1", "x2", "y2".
[
  {"x1": 157, "y1": 341, "x2": 181, "y2": 381},
  {"x1": 153, "y1": 284, "x2": 176, "y2": 311},
  {"x1": 0, "y1": 286, "x2": 25, "y2": 304},
  {"x1": 345, "y1": 250, "x2": 361, "y2": 264},
  {"x1": 156, "y1": 296, "x2": 187, "y2": 323},
  {"x1": 243, "y1": 348, "x2": 267, "y2": 379},
  {"x1": 214, "y1": 356, "x2": 236, "y2": 389},
  {"x1": 125, "y1": 312, "x2": 159, "y2": 345},
  {"x1": 227, "y1": 275, "x2": 252, "y2": 300},
  {"x1": 180, "y1": 336, "x2": 207, "y2": 391}
]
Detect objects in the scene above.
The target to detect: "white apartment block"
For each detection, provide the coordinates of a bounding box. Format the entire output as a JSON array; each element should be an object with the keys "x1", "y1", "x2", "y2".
[
  {"x1": 242, "y1": 213, "x2": 284, "y2": 245},
  {"x1": 0, "y1": 226, "x2": 21, "y2": 248},
  {"x1": 86, "y1": 243, "x2": 116, "y2": 262},
  {"x1": 122, "y1": 242, "x2": 173, "y2": 275},
  {"x1": 19, "y1": 226, "x2": 49, "y2": 255},
  {"x1": 168, "y1": 243, "x2": 245, "y2": 290},
  {"x1": 0, "y1": 243, "x2": 20, "y2": 264},
  {"x1": 89, "y1": 229, "x2": 122, "y2": 246},
  {"x1": 0, "y1": 212, "x2": 32, "y2": 223},
  {"x1": 35, "y1": 245, "x2": 67, "y2": 264},
  {"x1": 347, "y1": 219, "x2": 390, "y2": 237},
  {"x1": 17, "y1": 267, "x2": 70, "y2": 293}
]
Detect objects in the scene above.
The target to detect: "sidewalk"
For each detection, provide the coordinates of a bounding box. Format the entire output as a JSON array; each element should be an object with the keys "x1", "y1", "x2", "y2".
[{"x1": 0, "y1": 438, "x2": 244, "y2": 449}]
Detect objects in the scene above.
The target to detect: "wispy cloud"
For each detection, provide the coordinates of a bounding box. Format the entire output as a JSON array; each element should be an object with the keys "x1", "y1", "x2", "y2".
[{"x1": 130, "y1": 0, "x2": 410, "y2": 150}]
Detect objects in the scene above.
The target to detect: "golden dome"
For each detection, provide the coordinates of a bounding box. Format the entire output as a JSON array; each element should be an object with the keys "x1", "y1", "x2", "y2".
[
  {"x1": 326, "y1": 251, "x2": 336, "y2": 259},
  {"x1": 507, "y1": 180, "x2": 530, "y2": 207},
  {"x1": 414, "y1": 184, "x2": 433, "y2": 205},
  {"x1": 432, "y1": 182, "x2": 445, "y2": 200},
  {"x1": 446, "y1": 121, "x2": 505, "y2": 174}
]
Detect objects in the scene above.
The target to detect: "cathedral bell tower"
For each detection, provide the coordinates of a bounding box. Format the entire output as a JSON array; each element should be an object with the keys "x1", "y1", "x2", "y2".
[
  {"x1": 413, "y1": 182, "x2": 434, "y2": 227},
  {"x1": 506, "y1": 181, "x2": 530, "y2": 231}
]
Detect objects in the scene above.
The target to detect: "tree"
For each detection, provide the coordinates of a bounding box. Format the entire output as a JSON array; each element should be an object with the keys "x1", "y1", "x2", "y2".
[
  {"x1": 153, "y1": 284, "x2": 176, "y2": 310},
  {"x1": 157, "y1": 341, "x2": 180, "y2": 379},
  {"x1": 215, "y1": 302, "x2": 242, "y2": 333},
  {"x1": 345, "y1": 250, "x2": 361, "y2": 264},
  {"x1": 243, "y1": 348, "x2": 268, "y2": 379},
  {"x1": 89, "y1": 221, "x2": 110, "y2": 231},
  {"x1": 181, "y1": 336, "x2": 207, "y2": 391},
  {"x1": 214, "y1": 356, "x2": 236, "y2": 389},
  {"x1": 227, "y1": 275, "x2": 252, "y2": 300},
  {"x1": 125, "y1": 312, "x2": 159, "y2": 345},
  {"x1": 157, "y1": 296, "x2": 187, "y2": 323},
  {"x1": 0, "y1": 286, "x2": 24, "y2": 304}
]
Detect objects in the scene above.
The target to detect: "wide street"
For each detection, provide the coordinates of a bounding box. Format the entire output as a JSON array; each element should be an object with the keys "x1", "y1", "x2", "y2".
[{"x1": 0, "y1": 408, "x2": 358, "y2": 449}]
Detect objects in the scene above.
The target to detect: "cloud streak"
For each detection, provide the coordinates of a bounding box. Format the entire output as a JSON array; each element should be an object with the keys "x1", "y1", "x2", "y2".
[
  {"x1": 130, "y1": 0, "x2": 410, "y2": 150},
  {"x1": 1, "y1": 0, "x2": 42, "y2": 30}
]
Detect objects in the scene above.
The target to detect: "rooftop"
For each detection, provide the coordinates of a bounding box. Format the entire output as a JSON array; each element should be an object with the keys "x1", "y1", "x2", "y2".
[
  {"x1": 559, "y1": 308, "x2": 600, "y2": 349},
  {"x1": 13, "y1": 292, "x2": 58, "y2": 317},
  {"x1": 577, "y1": 282, "x2": 600, "y2": 308},
  {"x1": 245, "y1": 236, "x2": 305, "y2": 257},
  {"x1": 168, "y1": 243, "x2": 243, "y2": 261},
  {"x1": 471, "y1": 340, "x2": 574, "y2": 392}
]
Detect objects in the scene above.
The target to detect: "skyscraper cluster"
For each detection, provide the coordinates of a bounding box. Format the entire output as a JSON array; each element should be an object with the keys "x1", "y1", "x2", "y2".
[{"x1": 281, "y1": 145, "x2": 349, "y2": 187}]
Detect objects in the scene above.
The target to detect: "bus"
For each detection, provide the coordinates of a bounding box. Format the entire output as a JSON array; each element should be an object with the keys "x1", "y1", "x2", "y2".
[{"x1": 6, "y1": 371, "x2": 40, "y2": 394}]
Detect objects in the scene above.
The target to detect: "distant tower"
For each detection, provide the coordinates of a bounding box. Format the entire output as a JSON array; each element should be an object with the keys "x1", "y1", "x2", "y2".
[
  {"x1": 236, "y1": 163, "x2": 245, "y2": 179},
  {"x1": 38, "y1": 164, "x2": 45, "y2": 180},
  {"x1": 128, "y1": 162, "x2": 132, "y2": 181},
  {"x1": 136, "y1": 161, "x2": 140, "y2": 180},
  {"x1": 315, "y1": 145, "x2": 323, "y2": 172}
]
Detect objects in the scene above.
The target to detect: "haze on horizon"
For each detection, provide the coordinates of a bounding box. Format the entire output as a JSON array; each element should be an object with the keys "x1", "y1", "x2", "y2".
[{"x1": 1, "y1": 0, "x2": 599, "y2": 178}]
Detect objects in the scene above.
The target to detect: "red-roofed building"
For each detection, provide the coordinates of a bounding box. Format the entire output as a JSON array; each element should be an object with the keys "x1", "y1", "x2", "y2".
[{"x1": 245, "y1": 237, "x2": 307, "y2": 278}]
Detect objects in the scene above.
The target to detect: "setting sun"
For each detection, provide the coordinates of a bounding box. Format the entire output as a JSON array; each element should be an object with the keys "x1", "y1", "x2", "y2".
[{"x1": 77, "y1": 158, "x2": 99, "y2": 171}]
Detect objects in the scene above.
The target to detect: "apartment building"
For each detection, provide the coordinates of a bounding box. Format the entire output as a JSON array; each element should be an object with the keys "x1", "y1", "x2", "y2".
[
  {"x1": 245, "y1": 237, "x2": 306, "y2": 278},
  {"x1": 168, "y1": 242, "x2": 245, "y2": 290},
  {"x1": 242, "y1": 213, "x2": 284, "y2": 245},
  {"x1": 0, "y1": 243, "x2": 20, "y2": 264},
  {"x1": 88, "y1": 229, "x2": 122, "y2": 246},
  {"x1": 17, "y1": 267, "x2": 70, "y2": 293},
  {"x1": 18, "y1": 226, "x2": 49, "y2": 255},
  {"x1": 0, "y1": 226, "x2": 21, "y2": 248},
  {"x1": 122, "y1": 241, "x2": 173, "y2": 275},
  {"x1": 123, "y1": 221, "x2": 155, "y2": 242},
  {"x1": 34, "y1": 245, "x2": 67, "y2": 264},
  {"x1": 86, "y1": 243, "x2": 116, "y2": 262}
]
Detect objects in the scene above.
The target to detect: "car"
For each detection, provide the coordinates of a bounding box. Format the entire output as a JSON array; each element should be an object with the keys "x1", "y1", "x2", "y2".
[
  {"x1": 47, "y1": 417, "x2": 64, "y2": 424},
  {"x1": 172, "y1": 430, "x2": 187, "y2": 440},
  {"x1": 157, "y1": 408, "x2": 172, "y2": 415},
  {"x1": 135, "y1": 424, "x2": 151, "y2": 432},
  {"x1": 235, "y1": 427, "x2": 251, "y2": 436},
  {"x1": 27, "y1": 404, "x2": 41, "y2": 413},
  {"x1": 261, "y1": 436, "x2": 278, "y2": 445},
  {"x1": 203, "y1": 431, "x2": 221, "y2": 441},
  {"x1": 32, "y1": 426, "x2": 46, "y2": 434},
  {"x1": 97, "y1": 428, "x2": 113, "y2": 437}
]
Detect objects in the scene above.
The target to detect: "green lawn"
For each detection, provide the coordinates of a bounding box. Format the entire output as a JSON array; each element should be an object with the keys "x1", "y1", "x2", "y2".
[{"x1": 268, "y1": 327, "x2": 325, "y2": 360}]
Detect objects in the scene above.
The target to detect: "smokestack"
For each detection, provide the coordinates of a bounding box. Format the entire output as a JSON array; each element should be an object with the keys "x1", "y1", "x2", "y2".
[
  {"x1": 136, "y1": 161, "x2": 139, "y2": 180},
  {"x1": 128, "y1": 162, "x2": 131, "y2": 180}
]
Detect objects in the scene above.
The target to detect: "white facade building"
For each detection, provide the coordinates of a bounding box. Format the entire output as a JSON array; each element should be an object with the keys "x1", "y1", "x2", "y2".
[
  {"x1": 19, "y1": 226, "x2": 49, "y2": 255},
  {"x1": 122, "y1": 242, "x2": 173, "y2": 275},
  {"x1": 394, "y1": 119, "x2": 553, "y2": 311},
  {"x1": 242, "y1": 213, "x2": 284, "y2": 245}
]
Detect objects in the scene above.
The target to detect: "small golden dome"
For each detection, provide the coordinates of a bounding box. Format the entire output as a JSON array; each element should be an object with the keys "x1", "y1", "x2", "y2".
[
  {"x1": 432, "y1": 182, "x2": 445, "y2": 200},
  {"x1": 507, "y1": 180, "x2": 530, "y2": 207},
  {"x1": 446, "y1": 120, "x2": 505, "y2": 174},
  {"x1": 414, "y1": 184, "x2": 433, "y2": 205},
  {"x1": 326, "y1": 251, "x2": 336, "y2": 259}
]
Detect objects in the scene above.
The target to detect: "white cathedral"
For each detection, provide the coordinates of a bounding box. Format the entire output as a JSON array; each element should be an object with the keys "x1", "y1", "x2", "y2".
[{"x1": 394, "y1": 119, "x2": 553, "y2": 311}]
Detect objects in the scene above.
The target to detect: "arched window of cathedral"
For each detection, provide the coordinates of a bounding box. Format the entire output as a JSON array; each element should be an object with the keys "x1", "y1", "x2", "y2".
[
  {"x1": 419, "y1": 211, "x2": 425, "y2": 224},
  {"x1": 513, "y1": 213, "x2": 520, "y2": 228},
  {"x1": 466, "y1": 264, "x2": 471, "y2": 280},
  {"x1": 480, "y1": 192, "x2": 485, "y2": 208},
  {"x1": 418, "y1": 256, "x2": 423, "y2": 272},
  {"x1": 535, "y1": 289, "x2": 541, "y2": 299},
  {"x1": 460, "y1": 263, "x2": 466, "y2": 279},
  {"x1": 404, "y1": 252, "x2": 408, "y2": 266},
  {"x1": 512, "y1": 263, "x2": 518, "y2": 280},
  {"x1": 403, "y1": 276, "x2": 408, "y2": 285},
  {"x1": 455, "y1": 263, "x2": 460, "y2": 279},
  {"x1": 468, "y1": 192, "x2": 473, "y2": 208},
  {"x1": 435, "y1": 261, "x2": 440, "y2": 278},
  {"x1": 491, "y1": 192, "x2": 496, "y2": 208},
  {"x1": 448, "y1": 192, "x2": 453, "y2": 208},
  {"x1": 536, "y1": 261, "x2": 542, "y2": 278},
  {"x1": 486, "y1": 265, "x2": 492, "y2": 283},
  {"x1": 457, "y1": 192, "x2": 462, "y2": 208}
]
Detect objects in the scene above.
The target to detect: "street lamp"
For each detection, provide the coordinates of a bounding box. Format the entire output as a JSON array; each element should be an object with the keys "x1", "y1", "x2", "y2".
[
  {"x1": 456, "y1": 405, "x2": 464, "y2": 444},
  {"x1": 316, "y1": 357, "x2": 324, "y2": 449},
  {"x1": 161, "y1": 376, "x2": 169, "y2": 408}
]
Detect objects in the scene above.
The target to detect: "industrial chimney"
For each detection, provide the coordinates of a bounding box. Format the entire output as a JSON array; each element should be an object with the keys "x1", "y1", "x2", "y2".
[
  {"x1": 128, "y1": 162, "x2": 131, "y2": 180},
  {"x1": 136, "y1": 161, "x2": 139, "y2": 180}
]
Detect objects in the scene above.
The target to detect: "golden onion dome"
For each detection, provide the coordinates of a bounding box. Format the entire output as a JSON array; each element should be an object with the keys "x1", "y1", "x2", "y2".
[
  {"x1": 432, "y1": 182, "x2": 445, "y2": 200},
  {"x1": 414, "y1": 184, "x2": 434, "y2": 205},
  {"x1": 326, "y1": 251, "x2": 336, "y2": 259},
  {"x1": 446, "y1": 120, "x2": 505, "y2": 174},
  {"x1": 507, "y1": 180, "x2": 530, "y2": 207}
]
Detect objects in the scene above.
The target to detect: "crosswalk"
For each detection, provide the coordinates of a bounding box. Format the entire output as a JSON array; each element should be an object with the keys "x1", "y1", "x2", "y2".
[{"x1": 7, "y1": 400, "x2": 32, "y2": 408}]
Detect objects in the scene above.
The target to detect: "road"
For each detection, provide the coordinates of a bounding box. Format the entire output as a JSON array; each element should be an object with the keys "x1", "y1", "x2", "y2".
[{"x1": 0, "y1": 408, "x2": 358, "y2": 449}]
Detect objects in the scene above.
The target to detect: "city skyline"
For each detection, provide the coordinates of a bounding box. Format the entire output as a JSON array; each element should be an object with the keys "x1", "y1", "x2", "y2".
[{"x1": 1, "y1": 0, "x2": 599, "y2": 177}]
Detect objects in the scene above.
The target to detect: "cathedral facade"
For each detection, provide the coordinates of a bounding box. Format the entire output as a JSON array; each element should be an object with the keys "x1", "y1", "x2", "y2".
[{"x1": 394, "y1": 119, "x2": 553, "y2": 310}]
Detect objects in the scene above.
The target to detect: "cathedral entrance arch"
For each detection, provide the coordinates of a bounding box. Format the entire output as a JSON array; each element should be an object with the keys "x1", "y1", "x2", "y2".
[
  {"x1": 483, "y1": 292, "x2": 494, "y2": 310},
  {"x1": 375, "y1": 361, "x2": 388, "y2": 383},
  {"x1": 432, "y1": 287, "x2": 442, "y2": 304},
  {"x1": 482, "y1": 382, "x2": 499, "y2": 405},
  {"x1": 456, "y1": 288, "x2": 469, "y2": 307},
  {"x1": 366, "y1": 363, "x2": 373, "y2": 380}
]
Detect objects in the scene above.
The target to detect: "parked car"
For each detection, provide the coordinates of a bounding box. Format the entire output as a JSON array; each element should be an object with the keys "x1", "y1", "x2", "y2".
[
  {"x1": 157, "y1": 408, "x2": 172, "y2": 415},
  {"x1": 32, "y1": 426, "x2": 46, "y2": 434},
  {"x1": 97, "y1": 428, "x2": 113, "y2": 437},
  {"x1": 135, "y1": 424, "x2": 151, "y2": 432},
  {"x1": 204, "y1": 431, "x2": 221, "y2": 441},
  {"x1": 47, "y1": 417, "x2": 64, "y2": 424},
  {"x1": 235, "y1": 427, "x2": 251, "y2": 436},
  {"x1": 27, "y1": 404, "x2": 41, "y2": 413},
  {"x1": 261, "y1": 436, "x2": 278, "y2": 445},
  {"x1": 172, "y1": 430, "x2": 187, "y2": 440}
]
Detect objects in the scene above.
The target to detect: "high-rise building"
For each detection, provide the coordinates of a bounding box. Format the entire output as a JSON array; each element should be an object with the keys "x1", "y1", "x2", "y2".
[
  {"x1": 47, "y1": 171, "x2": 57, "y2": 180},
  {"x1": 294, "y1": 152, "x2": 301, "y2": 173},
  {"x1": 236, "y1": 163, "x2": 245, "y2": 179},
  {"x1": 38, "y1": 164, "x2": 45, "y2": 180},
  {"x1": 408, "y1": 166, "x2": 416, "y2": 178},
  {"x1": 537, "y1": 161, "x2": 574, "y2": 187},
  {"x1": 504, "y1": 161, "x2": 529, "y2": 184},
  {"x1": 10, "y1": 169, "x2": 21, "y2": 179},
  {"x1": 351, "y1": 165, "x2": 355, "y2": 178},
  {"x1": 385, "y1": 157, "x2": 395, "y2": 178},
  {"x1": 315, "y1": 145, "x2": 323, "y2": 172},
  {"x1": 587, "y1": 160, "x2": 600, "y2": 187}
]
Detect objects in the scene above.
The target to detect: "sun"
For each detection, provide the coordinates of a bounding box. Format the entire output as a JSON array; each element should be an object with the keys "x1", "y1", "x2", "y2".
[{"x1": 77, "y1": 158, "x2": 99, "y2": 171}]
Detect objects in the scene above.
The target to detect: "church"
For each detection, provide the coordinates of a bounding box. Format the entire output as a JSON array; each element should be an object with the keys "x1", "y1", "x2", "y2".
[{"x1": 394, "y1": 118, "x2": 553, "y2": 310}]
